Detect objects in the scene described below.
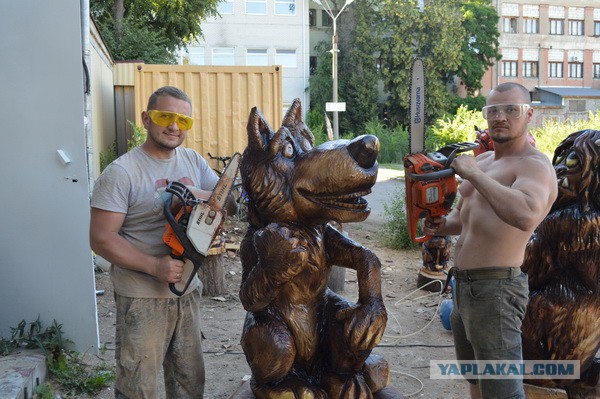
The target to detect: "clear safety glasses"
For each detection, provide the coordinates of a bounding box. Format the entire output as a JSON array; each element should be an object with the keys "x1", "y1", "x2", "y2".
[
  {"x1": 147, "y1": 110, "x2": 194, "y2": 130},
  {"x1": 482, "y1": 104, "x2": 531, "y2": 120}
]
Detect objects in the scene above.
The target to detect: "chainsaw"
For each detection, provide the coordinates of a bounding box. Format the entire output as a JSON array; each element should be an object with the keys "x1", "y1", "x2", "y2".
[
  {"x1": 404, "y1": 58, "x2": 478, "y2": 243},
  {"x1": 162, "y1": 153, "x2": 241, "y2": 296}
]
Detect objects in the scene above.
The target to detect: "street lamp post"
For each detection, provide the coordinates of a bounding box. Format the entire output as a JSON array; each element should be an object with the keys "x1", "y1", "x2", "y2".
[{"x1": 315, "y1": 0, "x2": 354, "y2": 140}]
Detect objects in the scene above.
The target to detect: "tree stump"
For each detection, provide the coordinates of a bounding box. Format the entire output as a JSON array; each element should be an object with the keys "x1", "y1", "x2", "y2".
[{"x1": 197, "y1": 238, "x2": 227, "y2": 297}]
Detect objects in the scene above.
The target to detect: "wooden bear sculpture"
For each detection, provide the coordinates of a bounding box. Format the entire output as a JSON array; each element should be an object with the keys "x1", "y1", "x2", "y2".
[
  {"x1": 238, "y1": 99, "x2": 401, "y2": 399},
  {"x1": 522, "y1": 129, "x2": 600, "y2": 398}
]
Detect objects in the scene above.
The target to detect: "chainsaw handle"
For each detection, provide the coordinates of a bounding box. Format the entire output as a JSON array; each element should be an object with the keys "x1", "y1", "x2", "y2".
[
  {"x1": 168, "y1": 253, "x2": 198, "y2": 296},
  {"x1": 409, "y1": 168, "x2": 455, "y2": 181}
]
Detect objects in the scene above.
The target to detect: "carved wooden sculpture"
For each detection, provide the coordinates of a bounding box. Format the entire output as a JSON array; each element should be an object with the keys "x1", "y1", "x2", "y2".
[
  {"x1": 418, "y1": 235, "x2": 452, "y2": 292},
  {"x1": 521, "y1": 129, "x2": 600, "y2": 398},
  {"x1": 238, "y1": 100, "x2": 401, "y2": 398}
]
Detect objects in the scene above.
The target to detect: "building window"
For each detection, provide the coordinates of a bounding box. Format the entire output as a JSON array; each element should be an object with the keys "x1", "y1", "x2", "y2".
[
  {"x1": 213, "y1": 48, "x2": 235, "y2": 65},
  {"x1": 569, "y1": 20, "x2": 584, "y2": 36},
  {"x1": 569, "y1": 100, "x2": 585, "y2": 112},
  {"x1": 275, "y1": 0, "x2": 295, "y2": 15},
  {"x1": 309, "y1": 9, "x2": 316, "y2": 26},
  {"x1": 550, "y1": 19, "x2": 564, "y2": 35},
  {"x1": 246, "y1": 49, "x2": 268, "y2": 66},
  {"x1": 523, "y1": 18, "x2": 539, "y2": 34},
  {"x1": 322, "y1": 10, "x2": 332, "y2": 27},
  {"x1": 595, "y1": 21, "x2": 600, "y2": 36},
  {"x1": 276, "y1": 49, "x2": 296, "y2": 68},
  {"x1": 503, "y1": 17, "x2": 517, "y2": 33},
  {"x1": 549, "y1": 62, "x2": 563, "y2": 78},
  {"x1": 182, "y1": 47, "x2": 205, "y2": 65},
  {"x1": 522, "y1": 61, "x2": 538, "y2": 78},
  {"x1": 502, "y1": 61, "x2": 518, "y2": 77},
  {"x1": 568, "y1": 62, "x2": 583, "y2": 78},
  {"x1": 218, "y1": 0, "x2": 234, "y2": 14},
  {"x1": 246, "y1": 0, "x2": 267, "y2": 15},
  {"x1": 594, "y1": 63, "x2": 600, "y2": 78}
]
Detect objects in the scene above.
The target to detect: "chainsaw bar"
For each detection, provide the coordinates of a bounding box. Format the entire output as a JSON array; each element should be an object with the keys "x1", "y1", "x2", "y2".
[
  {"x1": 409, "y1": 58, "x2": 426, "y2": 154},
  {"x1": 186, "y1": 153, "x2": 241, "y2": 255}
]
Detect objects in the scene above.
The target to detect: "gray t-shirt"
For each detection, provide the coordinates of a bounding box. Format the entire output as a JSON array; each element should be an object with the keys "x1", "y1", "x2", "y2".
[{"x1": 91, "y1": 146, "x2": 219, "y2": 298}]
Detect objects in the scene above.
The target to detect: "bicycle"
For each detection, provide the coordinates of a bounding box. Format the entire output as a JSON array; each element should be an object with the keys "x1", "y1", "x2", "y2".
[{"x1": 208, "y1": 153, "x2": 249, "y2": 222}]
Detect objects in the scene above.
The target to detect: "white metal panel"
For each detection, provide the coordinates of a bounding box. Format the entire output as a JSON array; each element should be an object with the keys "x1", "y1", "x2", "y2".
[{"x1": 0, "y1": 0, "x2": 99, "y2": 352}]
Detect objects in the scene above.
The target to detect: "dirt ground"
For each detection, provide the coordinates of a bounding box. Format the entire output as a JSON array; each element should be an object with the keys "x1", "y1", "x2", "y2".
[{"x1": 89, "y1": 208, "x2": 477, "y2": 399}]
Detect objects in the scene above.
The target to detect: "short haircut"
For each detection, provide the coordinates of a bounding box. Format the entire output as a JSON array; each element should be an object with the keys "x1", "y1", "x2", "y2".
[
  {"x1": 490, "y1": 83, "x2": 531, "y2": 104},
  {"x1": 147, "y1": 86, "x2": 192, "y2": 110}
]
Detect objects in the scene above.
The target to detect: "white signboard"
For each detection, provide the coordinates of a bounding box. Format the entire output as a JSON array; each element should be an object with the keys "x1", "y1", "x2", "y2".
[{"x1": 326, "y1": 102, "x2": 346, "y2": 112}]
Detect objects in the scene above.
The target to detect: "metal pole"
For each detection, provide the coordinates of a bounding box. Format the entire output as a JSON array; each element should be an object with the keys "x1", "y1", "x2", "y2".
[{"x1": 332, "y1": 25, "x2": 339, "y2": 140}]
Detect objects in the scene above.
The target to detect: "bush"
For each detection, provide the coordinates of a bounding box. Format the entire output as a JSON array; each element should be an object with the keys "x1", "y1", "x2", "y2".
[
  {"x1": 531, "y1": 110, "x2": 600, "y2": 159},
  {"x1": 427, "y1": 105, "x2": 486, "y2": 150},
  {"x1": 382, "y1": 187, "x2": 420, "y2": 250},
  {"x1": 365, "y1": 120, "x2": 410, "y2": 164}
]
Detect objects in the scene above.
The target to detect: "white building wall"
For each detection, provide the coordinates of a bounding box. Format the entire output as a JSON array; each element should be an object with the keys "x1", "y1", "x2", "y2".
[{"x1": 182, "y1": 0, "x2": 310, "y2": 118}]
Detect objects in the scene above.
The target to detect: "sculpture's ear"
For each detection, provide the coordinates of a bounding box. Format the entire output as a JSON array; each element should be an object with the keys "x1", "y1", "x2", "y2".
[
  {"x1": 282, "y1": 98, "x2": 302, "y2": 127},
  {"x1": 247, "y1": 107, "x2": 274, "y2": 151}
]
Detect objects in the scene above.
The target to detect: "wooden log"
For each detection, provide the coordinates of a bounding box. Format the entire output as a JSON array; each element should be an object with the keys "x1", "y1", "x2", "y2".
[{"x1": 198, "y1": 254, "x2": 226, "y2": 297}]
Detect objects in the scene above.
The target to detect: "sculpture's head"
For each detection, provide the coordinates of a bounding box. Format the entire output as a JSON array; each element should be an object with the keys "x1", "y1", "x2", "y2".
[
  {"x1": 551, "y1": 129, "x2": 600, "y2": 213},
  {"x1": 241, "y1": 99, "x2": 379, "y2": 227}
]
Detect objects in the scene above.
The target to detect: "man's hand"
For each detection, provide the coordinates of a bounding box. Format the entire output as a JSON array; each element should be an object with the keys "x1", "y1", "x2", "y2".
[
  {"x1": 450, "y1": 154, "x2": 481, "y2": 180},
  {"x1": 153, "y1": 255, "x2": 185, "y2": 283}
]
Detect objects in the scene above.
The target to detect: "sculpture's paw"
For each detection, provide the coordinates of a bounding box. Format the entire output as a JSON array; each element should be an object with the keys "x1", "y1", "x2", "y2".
[
  {"x1": 251, "y1": 378, "x2": 327, "y2": 399},
  {"x1": 326, "y1": 373, "x2": 373, "y2": 399},
  {"x1": 336, "y1": 301, "x2": 388, "y2": 352},
  {"x1": 255, "y1": 224, "x2": 309, "y2": 279}
]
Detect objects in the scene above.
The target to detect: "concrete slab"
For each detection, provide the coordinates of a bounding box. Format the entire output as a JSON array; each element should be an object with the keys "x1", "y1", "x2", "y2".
[{"x1": 0, "y1": 350, "x2": 47, "y2": 399}]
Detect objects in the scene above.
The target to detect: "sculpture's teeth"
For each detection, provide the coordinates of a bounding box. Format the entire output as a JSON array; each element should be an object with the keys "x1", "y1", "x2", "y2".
[{"x1": 560, "y1": 178, "x2": 569, "y2": 188}]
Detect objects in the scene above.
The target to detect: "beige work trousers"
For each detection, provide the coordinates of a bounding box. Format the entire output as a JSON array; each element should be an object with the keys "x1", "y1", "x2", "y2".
[{"x1": 114, "y1": 288, "x2": 205, "y2": 398}]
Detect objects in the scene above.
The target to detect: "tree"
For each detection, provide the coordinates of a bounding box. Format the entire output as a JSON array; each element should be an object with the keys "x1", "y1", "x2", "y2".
[
  {"x1": 338, "y1": 0, "x2": 381, "y2": 135},
  {"x1": 379, "y1": 0, "x2": 465, "y2": 126},
  {"x1": 309, "y1": 41, "x2": 333, "y2": 116},
  {"x1": 454, "y1": 0, "x2": 501, "y2": 95},
  {"x1": 91, "y1": 0, "x2": 220, "y2": 63}
]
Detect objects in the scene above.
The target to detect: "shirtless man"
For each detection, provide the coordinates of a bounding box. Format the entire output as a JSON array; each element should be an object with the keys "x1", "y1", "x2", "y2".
[{"x1": 424, "y1": 82, "x2": 557, "y2": 399}]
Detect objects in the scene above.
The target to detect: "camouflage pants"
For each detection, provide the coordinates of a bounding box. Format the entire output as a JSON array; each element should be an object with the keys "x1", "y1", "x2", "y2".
[{"x1": 114, "y1": 288, "x2": 205, "y2": 398}]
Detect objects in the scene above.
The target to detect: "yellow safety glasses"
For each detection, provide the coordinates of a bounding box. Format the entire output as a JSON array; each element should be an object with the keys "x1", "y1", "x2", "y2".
[{"x1": 147, "y1": 110, "x2": 194, "y2": 130}]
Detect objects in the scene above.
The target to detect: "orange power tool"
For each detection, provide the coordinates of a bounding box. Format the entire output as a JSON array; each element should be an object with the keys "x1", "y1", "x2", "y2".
[{"x1": 404, "y1": 142, "x2": 479, "y2": 243}]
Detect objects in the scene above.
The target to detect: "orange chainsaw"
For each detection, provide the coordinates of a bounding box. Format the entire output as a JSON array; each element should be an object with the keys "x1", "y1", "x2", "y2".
[
  {"x1": 404, "y1": 58, "x2": 478, "y2": 243},
  {"x1": 162, "y1": 153, "x2": 241, "y2": 296}
]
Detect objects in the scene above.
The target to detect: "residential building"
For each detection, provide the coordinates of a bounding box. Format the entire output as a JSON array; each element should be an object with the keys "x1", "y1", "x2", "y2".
[
  {"x1": 181, "y1": 0, "x2": 310, "y2": 116},
  {"x1": 482, "y1": 1, "x2": 600, "y2": 127}
]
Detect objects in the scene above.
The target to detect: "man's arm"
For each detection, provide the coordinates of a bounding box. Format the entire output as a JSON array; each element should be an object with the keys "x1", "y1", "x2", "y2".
[
  {"x1": 89, "y1": 208, "x2": 184, "y2": 283},
  {"x1": 452, "y1": 155, "x2": 556, "y2": 231}
]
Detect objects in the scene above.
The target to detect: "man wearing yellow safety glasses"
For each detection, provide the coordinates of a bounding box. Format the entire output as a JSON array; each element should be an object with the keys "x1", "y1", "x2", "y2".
[{"x1": 90, "y1": 86, "x2": 234, "y2": 398}]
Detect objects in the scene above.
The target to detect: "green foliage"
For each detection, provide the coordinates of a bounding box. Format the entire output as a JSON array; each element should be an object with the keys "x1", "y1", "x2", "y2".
[
  {"x1": 531, "y1": 110, "x2": 600, "y2": 158},
  {"x1": 449, "y1": 95, "x2": 486, "y2": 114},
  {"x1": 48, "y1": 352, "x2": 114, "y2": 396},
  {"x1": 128, "y1": 120, "x2": 147, "y2": 149},
  {"x1": 94, "y1": 15, "x2": 177, "y2": 64},
  {"x1": 364, "y1": 119, "x2": 409, "y2": 164},
  {"x1": 454, "y1": 0, "x2": 501, "y2": 95},
  {"x1": 306, "y1": 109, "x2": 328, "y2": 146},
  {"x1": 99, "y1": 141, "x2": 117, "y2": 172},
  {"x1": 99, "y1": 121, "x2": 146, "y2": 172},
  {"x1": 91, "y1": 0, "x2": 220, "y2": 62},
  {"x1": 1, "y1": 318, "x2": 114, "y2": 397},
  {"x1": 380, "y1": 0, "x2": 466, "y2": 125},
  {"x1": 382, "y1": 187, "x2": 420, "y2": 250},
  {"x1": 308, "y1": 41, "x2": 333, "y2": 116},
  {"x1": 338, "y1": 0, "x2": 381, "y2": 135},
  {"x1": 426, "y1": 105, "x2": 486, "y2": 150}
]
